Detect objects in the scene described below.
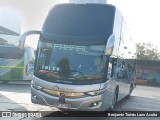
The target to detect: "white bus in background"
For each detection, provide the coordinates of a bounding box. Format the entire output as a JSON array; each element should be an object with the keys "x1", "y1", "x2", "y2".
[
  {"x1": 19, "y1": 3, "x2": 137, "y2": 111},
  {"x1": 0, "y1": 45, "x2": 35, "y2": 82},
  {"x1": 0, "y1": 7, "x2": 35, "y2": 82}
]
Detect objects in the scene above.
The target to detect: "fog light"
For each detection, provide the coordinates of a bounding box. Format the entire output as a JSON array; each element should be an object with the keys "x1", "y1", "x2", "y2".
[
  {"x1": 93, "y1": 103, "x2": 97, "y2": 106},
  {"x1": 89, "y1": 101, "x2": 102, "y2": 108},
  {"x1": 33, "y1": 95, "x2": 37, "y2": 100}
]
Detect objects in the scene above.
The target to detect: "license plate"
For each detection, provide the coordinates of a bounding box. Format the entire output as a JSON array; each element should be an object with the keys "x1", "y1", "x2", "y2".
[{"x1": 55, "y1": 103, "x2": 69, "y2": 109}]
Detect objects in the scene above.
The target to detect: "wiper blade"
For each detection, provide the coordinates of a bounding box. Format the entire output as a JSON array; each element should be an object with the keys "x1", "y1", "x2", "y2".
[{"x1": 71, "y1": 69, "x2": 88, "y2": 80}]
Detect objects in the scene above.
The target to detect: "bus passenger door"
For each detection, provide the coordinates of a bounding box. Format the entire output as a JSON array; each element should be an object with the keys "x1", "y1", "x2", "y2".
[
  {"x1": 115, "y1": 59, "x2": 129, "y2": 100},
  {"x1": 100, "y1": 57, "x2": 118, "y2": 110}
]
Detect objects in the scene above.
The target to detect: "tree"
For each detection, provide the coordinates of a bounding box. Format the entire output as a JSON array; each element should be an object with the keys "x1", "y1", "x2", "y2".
[{"x1": 136, "y1": 42, "x2": 160, "y2": 60}]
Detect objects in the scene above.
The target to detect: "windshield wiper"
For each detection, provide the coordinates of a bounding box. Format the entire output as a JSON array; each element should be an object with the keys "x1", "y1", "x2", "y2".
[
  {"x1": 70, "y1": 65, "x2": 89, "y2": 80},
  {"x1": 71, "y1": 69, "x2": 89, "y2": 80}
]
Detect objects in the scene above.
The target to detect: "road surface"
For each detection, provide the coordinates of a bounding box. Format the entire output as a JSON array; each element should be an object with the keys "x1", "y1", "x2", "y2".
[{"x1": 0, "y1": 81, "x2": 159, "y2": 120}]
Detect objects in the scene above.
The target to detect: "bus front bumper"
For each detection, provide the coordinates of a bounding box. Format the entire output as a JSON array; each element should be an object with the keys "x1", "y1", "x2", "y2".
[{"x1": 31, "y1": 86, "x2": 105, "y2": 111}]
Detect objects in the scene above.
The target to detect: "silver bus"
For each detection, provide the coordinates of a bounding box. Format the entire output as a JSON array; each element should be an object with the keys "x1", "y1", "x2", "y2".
[{"x1": 19, "y1": 3, "x2": 137, "y2": 111}]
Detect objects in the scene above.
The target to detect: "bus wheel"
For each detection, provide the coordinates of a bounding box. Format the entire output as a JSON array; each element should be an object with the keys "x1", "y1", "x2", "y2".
[{"x1": 110, "y1": 88, "x2": 118, "y2": 110}]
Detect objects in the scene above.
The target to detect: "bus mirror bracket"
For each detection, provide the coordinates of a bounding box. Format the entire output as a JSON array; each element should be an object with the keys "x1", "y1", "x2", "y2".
[
  {"x1": 19, "y1": 30, "x2": 41, "y2": 49},
  {"x1": 105, "y1": 34, "x2": 115, "y2": 56}
]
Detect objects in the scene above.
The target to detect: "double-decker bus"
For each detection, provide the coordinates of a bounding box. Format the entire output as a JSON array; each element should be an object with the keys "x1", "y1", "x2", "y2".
[{"x1": 19, "y1": 3, "x2": 136, "y2": 111}]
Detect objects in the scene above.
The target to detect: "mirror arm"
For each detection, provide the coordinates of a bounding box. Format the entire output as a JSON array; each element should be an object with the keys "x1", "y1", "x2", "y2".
[
  {"x1": 105, "y1": 34, "x2": 115, "y2": 56},
  {"x1": 19, "y1": 30, "x2": 41, "y2": 49}
]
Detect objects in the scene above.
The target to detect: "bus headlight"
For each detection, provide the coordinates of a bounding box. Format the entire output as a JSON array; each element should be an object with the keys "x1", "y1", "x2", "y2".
[
  {"x1": 31, "y1": 81, "x2": 43, "y2": 90},
  {"x1": 84, "y1": 89, "x2": 106, "y2": 96}
]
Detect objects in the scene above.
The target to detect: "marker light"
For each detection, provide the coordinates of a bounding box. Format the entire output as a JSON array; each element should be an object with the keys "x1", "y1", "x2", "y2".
[{"x1": 84, "y1": 89, "x2": 106, "y2": 96}]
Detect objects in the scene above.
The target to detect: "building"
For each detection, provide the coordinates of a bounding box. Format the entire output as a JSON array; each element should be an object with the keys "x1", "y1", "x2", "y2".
[
  {"x1": 0, "y1": 7, "x2": 21, "y2": 45},
  {"x1": 69, "y1": 0, "x2": 107, "y2": 4},
  {"x1": 136, "y1": 59, "x2": 160, "y2": 84}
]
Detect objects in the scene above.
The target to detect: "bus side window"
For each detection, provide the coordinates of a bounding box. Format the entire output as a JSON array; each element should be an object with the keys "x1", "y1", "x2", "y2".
[{"x1": 117, "y1": 60, "x2": 128, "y2": 79}]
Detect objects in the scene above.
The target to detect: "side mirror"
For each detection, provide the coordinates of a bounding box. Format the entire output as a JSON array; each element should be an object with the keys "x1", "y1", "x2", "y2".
[
  {"x1": 19, "y1": 30, "x2": 41, "y2": 49},
  {"x1": 105, "y1": 34, "x2": 115, "y2": 56}
]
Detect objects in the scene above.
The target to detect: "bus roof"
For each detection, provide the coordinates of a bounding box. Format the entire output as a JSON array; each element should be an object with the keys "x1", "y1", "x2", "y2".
[{"x1": 41, "y1": 3, "x2": 115, "y2": 45}]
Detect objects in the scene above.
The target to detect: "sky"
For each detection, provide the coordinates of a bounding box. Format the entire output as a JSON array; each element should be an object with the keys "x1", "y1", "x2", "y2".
[
  {"x1": 108, "y1": 0, "x2": 160, "y2": 47},
  {"x1": 0, "y1": 0, "x2": 160, "y2": 49}
]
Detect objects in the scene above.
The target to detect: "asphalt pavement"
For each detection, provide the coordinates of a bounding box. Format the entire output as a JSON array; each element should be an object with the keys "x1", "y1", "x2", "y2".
[{"x1": 0, "y1": 81, "x2": 160, "y2": 120}]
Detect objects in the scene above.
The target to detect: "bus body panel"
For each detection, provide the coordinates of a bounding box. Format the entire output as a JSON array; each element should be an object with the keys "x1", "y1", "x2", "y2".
[
  {"x1": 31, "y1": 86, "x2": 105, "y2": 111},
  {"x1": 99, "y1": 78, "x2": 118, "y2": 110},
  {"x1": 32, "y1": 76, "x2": 101, "y2": 92},
  {"x1": 31, "y1": 76, "x2": 117, "y2": 111}
]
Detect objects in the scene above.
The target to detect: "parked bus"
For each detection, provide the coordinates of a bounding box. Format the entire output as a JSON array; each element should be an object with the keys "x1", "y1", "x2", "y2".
[
  {"x1": 19, "y1": 3, "x2": 136, "y2": 111},
  {"x1": 0, "y1": 45, "x2": 35, "y2": 82}
]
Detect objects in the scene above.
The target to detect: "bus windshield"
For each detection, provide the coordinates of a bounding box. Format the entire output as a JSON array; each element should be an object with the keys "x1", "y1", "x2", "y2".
[{"x1": 35, "y1": 41, "x2": 106, "y2": 84}]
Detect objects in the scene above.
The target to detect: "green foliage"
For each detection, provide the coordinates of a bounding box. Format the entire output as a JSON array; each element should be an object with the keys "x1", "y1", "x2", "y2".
[{"x1": 136, "y1": 42, "x2": 160, "y2": 60}]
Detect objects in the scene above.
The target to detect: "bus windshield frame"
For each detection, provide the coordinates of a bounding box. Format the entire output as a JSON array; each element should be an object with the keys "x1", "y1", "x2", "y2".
[{"x1": 34, "y1": 41, "x2": 107, "y2": 85}]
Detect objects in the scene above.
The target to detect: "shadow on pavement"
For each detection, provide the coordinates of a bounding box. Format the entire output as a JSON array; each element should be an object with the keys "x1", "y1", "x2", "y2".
[
  {"x1": 0, "y1": 92, "x2": 26, "y2": 112},
  {"x1": 42, "y1": 95, "x2": 160, "y2": 119},
  {"x1": 115, "y1": 95, "x2": 160, "y2": 111},
  {"x1": 0, "y1": 82, "x2": 30, "y2": 93}
]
